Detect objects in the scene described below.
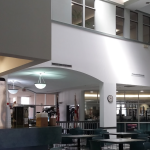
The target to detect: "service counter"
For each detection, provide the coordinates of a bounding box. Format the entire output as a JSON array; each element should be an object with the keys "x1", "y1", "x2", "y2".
[{"x1": 0, "y1": 126, "x2": 61, "y2": 150}]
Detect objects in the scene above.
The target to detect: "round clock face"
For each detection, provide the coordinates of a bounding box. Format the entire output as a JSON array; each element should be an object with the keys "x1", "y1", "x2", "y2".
[{"x1": 107, "y1": 95, "x2": 113, "y2": 103}]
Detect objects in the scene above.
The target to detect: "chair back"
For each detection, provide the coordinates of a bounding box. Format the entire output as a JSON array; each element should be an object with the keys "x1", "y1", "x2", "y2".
[
  {"x1": 69, "y1": 127, "x2": 83, "y2": 135},
  {"x1": 137, "y1": 137, "x2": 149, "y2": 142},
  {"x1": 134, "y1": 129, "x2": 145, "y2": 134},
  {"x1": 143, "y1": 142, "x2": 150, "y2": 150},
  {"x1": 94, "y1": 129, "x2": 107, "y2": 135},
  {"x1": 138, "y1": 134, "x2": 149, "y2": 137}
]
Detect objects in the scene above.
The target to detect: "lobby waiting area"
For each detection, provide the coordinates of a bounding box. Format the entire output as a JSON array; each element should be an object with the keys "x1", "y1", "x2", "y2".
[{"x1": 1, "y1": 0, "x2": 150, "y2": 149}]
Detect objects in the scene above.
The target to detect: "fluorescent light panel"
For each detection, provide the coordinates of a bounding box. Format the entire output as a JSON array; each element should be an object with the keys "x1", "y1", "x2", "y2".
[{"x1": 85, "y1": 94, "x2": 150, "y2": 98}]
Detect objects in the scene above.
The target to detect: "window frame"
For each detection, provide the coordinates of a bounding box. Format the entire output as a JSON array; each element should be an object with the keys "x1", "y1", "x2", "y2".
[
  {"x1": 116, "y1": 6, "x2": 125, "y2": 37},
  {"x1": 72, "y1": 0, "x2": 95, "y2": 29},
  {"x1": 130, "y1": 11, "x2": 138, "y2": 40},
  {"x1": 143, "y1": 15, "x2": 150, "y2": 43}
]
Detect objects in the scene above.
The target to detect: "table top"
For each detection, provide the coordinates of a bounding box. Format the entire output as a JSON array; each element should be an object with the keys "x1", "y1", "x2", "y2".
[
  {"x1": 104, "y1": 132, "x2": 138, "y2": 135},
  {"x1": 93, "y1": 138, "x2": 145, "y2": 144},
  {"x1": 62, "y1": 134, "x2": 99, "y2": 139}
]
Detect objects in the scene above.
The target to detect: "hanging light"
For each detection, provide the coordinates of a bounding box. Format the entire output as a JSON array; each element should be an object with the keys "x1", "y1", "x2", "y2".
[
  {"x1": 8, "y1": 81, "x2": 18, "y2": 94},
  {"x1": 35, "y1": 73, "x2": 46, "y2": 89}
]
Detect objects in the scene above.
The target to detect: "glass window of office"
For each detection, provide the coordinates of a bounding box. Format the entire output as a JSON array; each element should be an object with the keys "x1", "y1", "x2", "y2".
[
  {"x1": 117, "y1": 91, "x2": 139, "y2": 122},
  {"x1": 143, "y1": 16, "x2": 150, "y2": 43},
  {"x1": 85, "y1": 0, "x2": 95, "y2": 29},
  {"x1": 72, "y1": 3, "x2": 83, "y2": 26},
  {"x1": 130, "y1": 11, "x2": 138, "y2": 40},
  {"x1": 117, "y1": 90, "x2": 150, "y2": 123},
  {"x1": 84, "y1": 91, "x2": 99, "y2": 121},
  {"x1": 116, "y1": 7, "x2": 124, "y2": 37}
]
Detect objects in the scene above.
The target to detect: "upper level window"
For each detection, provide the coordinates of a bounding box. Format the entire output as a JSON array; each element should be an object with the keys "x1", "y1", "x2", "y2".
[
  {"x1": 72, "y1": 2, "x2": 83, "y2": 26},
  {"x1": 116, "y1": 7, "x2": 124, "y2": 37},
  {"x1": 85, "y1": 0, "x2": 95, "y2": 8},
  {"x1": 130, "y1": 11, "x2": 138, "y2": 40},
  {"x1": 143, "y1": 15, "x2": 150, "y2": 43},
  {"x1": 85, "y1": 0, "x2": 95, "y2": 29}
]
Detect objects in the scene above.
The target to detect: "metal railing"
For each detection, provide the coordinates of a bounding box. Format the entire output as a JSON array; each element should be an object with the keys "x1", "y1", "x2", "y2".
[{"x1": 56, "y1": 121, "x2": 99, "y2": 134}]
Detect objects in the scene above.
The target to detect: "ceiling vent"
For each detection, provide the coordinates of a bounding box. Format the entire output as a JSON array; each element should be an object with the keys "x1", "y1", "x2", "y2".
[
  {"x1": 52, "y1": 63, "x2": 72, "y2": 68},
  {"x1": 132, "y1": 73, "x2": 145, "y2": 78},
  {"x1": 124, "y1": 85, "x2": 136, "y2": 88}
]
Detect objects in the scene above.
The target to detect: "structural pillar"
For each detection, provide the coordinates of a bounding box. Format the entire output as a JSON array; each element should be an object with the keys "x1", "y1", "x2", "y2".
[{"x1": 100, "y1": 82, "x2": 116, "y2": 137}]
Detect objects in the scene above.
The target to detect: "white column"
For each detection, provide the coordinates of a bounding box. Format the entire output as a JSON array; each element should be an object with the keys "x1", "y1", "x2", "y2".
[{"x1": 100, "y1": 82, "x2": 116, "y2": 137}]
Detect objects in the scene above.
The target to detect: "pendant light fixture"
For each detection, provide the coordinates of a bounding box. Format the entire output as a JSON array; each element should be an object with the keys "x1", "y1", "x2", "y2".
[
  {"x1": 35, "y1": 73, "x2": 46, "y2": 89},
  {"x1": 8, "y1": 81, "x2": 18, "y2": 94}
]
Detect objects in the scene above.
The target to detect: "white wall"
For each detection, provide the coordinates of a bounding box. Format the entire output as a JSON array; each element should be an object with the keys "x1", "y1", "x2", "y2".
[
  {"x1": 95, "y1": 0, "x2": 116, "y2": 35},
  {"x1": 50, "y1": 22, "x2": 150, "y2": 87},
  {"x1": 51, "y1": 0, "x2": 71, "y2": 24}
]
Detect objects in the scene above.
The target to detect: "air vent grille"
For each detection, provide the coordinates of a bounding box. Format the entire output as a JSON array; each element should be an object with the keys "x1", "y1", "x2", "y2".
[
  {"x1": 132, "y1": 73, "x2": 145, "y2": 78},
  {"x1": 124, "y1": 85, "x2": 136, "y2": 88},
  {"x1": 52, "y1": 63, "x2": 72, "y2": 68}
]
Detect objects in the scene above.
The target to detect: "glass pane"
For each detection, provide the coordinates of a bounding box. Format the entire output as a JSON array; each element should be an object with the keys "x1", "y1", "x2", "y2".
[
  {"x1": 84, "y1": 91, "x2": 99, "y2": 121},
  {"x1": 116, "y1": 91, "x2": 124, "y2": 101},
  {"x1": 116, "y1": 7, "x2": 124, "y2": 17},
  {"x1": 143, "y1": 25, "x2": 150, "y2": 43},
  {"x1": 130, "y1": 11, "x2": 138, "y2": 21},
  {"x1": 116, "y1": 17, "x2": 124, "y2": 37},
  {"x1": 139, "y1": 91, "x2": 150, "y2": 122},
  {"x1": 72, "y1": 0, "x2": 82, "y2": 4},
  {"x1": 130, "y1": 21, "x2": 138, "y2": 40},
  {"x1": 143, "y1": 16, "x2": 150, "y2": 25},
  {"x1": 85, "y1": 7, "x2": 95, "y2": 29},
  {"x1": 72, "y1": 4, "x2": 83, "y2": 26},
  {"x1": 85, "y1": 0, "x2": 95, "y2": 8}
]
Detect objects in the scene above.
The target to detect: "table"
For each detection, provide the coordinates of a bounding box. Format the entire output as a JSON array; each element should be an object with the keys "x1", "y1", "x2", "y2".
[
  {"x1": 93, "y1": 138, "x2": 145, "y2": 150},
  {"x1": 104, "y1": 132, "x2": 138, "y2": 138},
  {"x1": 62, "y1": 134, "x2": 99, "y2": 149}
]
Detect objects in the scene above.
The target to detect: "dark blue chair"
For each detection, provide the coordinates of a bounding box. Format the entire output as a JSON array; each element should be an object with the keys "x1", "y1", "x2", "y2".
[
  {"x1": 143, "y1": 142, "x2": 150, "y2": 150},
  {"x1": 69, "y1": 127, "x2": 83, "y2": 135}
]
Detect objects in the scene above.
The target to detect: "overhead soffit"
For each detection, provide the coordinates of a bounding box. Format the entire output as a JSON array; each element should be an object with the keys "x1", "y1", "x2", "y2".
[{"x1": 0, "y1": 56, "x2": 33, "y2": 75}]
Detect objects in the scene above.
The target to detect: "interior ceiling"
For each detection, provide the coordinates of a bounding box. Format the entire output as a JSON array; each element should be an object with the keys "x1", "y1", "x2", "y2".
[
  {"x1": 125, "y1": 0, "x2": 150, "y2": 14},
  {"x1": 8, "y1": 67, "x2": 100, "y2": 94}
]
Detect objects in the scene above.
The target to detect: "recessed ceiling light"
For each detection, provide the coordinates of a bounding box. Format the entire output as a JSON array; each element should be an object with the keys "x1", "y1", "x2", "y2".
[
  {"x1": 140, "y1": 91, "x2": 144, "y2": 92},
  {"x1": 146, "y1": 2, "x2": 150, "y2": 4},
  {"x1": 116, "y1": 91, "x2": 118, "y2": 92},
  {"x1": 90, "y1": 91, "x2": 93, "y2": 93}
]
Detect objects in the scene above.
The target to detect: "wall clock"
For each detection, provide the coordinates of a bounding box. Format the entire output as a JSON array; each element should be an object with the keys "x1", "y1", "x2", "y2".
[{"x1": 107, "y1": 95, "x2": 113, "y2": 103}]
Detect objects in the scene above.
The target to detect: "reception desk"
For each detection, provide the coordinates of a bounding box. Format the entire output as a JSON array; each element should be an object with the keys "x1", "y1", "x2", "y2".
[{"x1": 0, "y1": 126, "x2": 61, "y2": 150}]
